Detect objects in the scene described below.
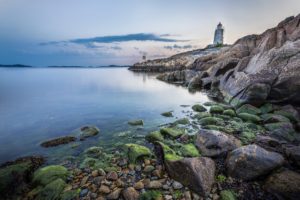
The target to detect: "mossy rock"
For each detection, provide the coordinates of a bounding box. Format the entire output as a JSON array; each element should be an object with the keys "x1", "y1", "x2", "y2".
[
  {"x1": 215, "y1": 114, "x2": 231, "y2": 120},
  {"x1": 124, "y1": 144, "x2": 151, "y2": 163},
  {"x1": 260, "y1": 103, "x2": 273, "y2": 114},
  {"x1": 199, "y1": 117, "x2": 224, "y2": 126},
  {"x1": 128, "y1": 119, "x2": 144, "y2": 126},
  {"x1": 33, "y1": 165, "x2": 69, "y2": 186},
  {"x1": 210, "y1": 105, "x2": 224, "y2": 114},
  {"x1": 161, "y1": 111, "x2": 173, "y2": 117},
  {"x1": 146, "y1": 131, "x2": 164, "y2": 142},
  {"x1": 35, "y1": 178, "x2": 66, "y2": 200},
  {"x1": 264, "y1": 122, "x2": 294, "y2": 131},
  {"x1": 240, "y1": 132, "x2": 256, "y2": 144},
  {"x1": 216, "y1": 174, "x2": 227, "y2": 183},
  {"x1": 84, "y1": 146, "x2": 102, "y2": 158},
  {"x1": 220, "y1": 190, "x2": 237, "y2": 200},
  {"x1": 180, "y1": 144, "x2": 200, "y2": 157},
  {"x1": 202, "y1": 125, "x2": 224, "y2": 132},
  {"x1": 173, "y1": 118, "x2": 190, "y2": 125},
  {"x1": 156, "y1": 142, "x2": 182, "y2": 162},
  {"x1": 237, "y1": 113, "x2": 261, "y2": 123},
  {"x1": 203, "y1": 101, "x2": 218, "y2": 106},
  {"x1": 0, "y1": 162, "x2": 31, "y2": 194},
  {"x1": 78, "y1": 126, "x2": 100, "y2": 140},
  {"x1": 139, "y1": 190, "x2": 163, "y2": 200},
  {"x1": 61, "y1": 189, "x2": 80, "y2": 200},
  {"x1": 236, "y1": 104, "x2": 261, "y2": 115},
  {"x1": 261, "y1": 114, "x2": 290, "y2": 123},
  {"x1": 79, "y1": 158, "x2": 98, "y2": 169},
  {"x1": 193, "y1": 112, "x2": 211, "y2": 120},
  {"x1": 160, "y1": 127, "x2": 185, "y2": 139},
  {"x1": 223, "y1": 109, "x2": 236, "y2": 117},
  {"x1": 192, "y1": 104, "x2": 207, "y2": 112},
  {"x1": 274, "y1": 110, "x2": 299, "y2": 123}
]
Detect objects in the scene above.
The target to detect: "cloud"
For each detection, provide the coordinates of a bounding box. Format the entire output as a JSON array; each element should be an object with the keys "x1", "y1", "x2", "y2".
[{"x1": 164, "y1": 44, "x2": 193, "y2": 50}]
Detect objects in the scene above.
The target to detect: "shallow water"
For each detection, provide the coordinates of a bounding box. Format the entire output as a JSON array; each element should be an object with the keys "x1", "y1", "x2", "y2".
[{"x1": 0, "y1": 67, "x2": 209, "y2": 164}]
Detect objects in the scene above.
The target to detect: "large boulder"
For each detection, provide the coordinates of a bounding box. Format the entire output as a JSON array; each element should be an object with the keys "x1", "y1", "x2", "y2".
[
  {"x1": 226, "y1": 144, "x2": 284, "y2": 180},
  {"x1": 195, "y1": 129, "x2": 242, "y2": 157},
  {"x1": 165, "y1": 157, "x2": 215, "y2": 197},
  {"x1": 264, "y1": 170, "x2": 300, "y2": 200}
]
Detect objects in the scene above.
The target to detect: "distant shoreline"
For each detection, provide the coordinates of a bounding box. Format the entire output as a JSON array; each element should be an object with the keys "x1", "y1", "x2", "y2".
[{"x1": 0, "y1": 64, "x2": 130, "y2": 68}]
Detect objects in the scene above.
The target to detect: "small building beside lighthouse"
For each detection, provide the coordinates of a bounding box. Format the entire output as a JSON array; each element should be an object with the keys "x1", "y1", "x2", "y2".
[{"x1": 213, "y1": 22, "x2": 224, "y2": 45}]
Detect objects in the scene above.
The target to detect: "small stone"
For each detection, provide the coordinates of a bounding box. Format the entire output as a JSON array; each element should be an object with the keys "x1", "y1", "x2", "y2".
[
  {"x1": 146, "y1": 180, "x2": 162, "y2": 189},
  {"x1": 99, "y1": 185, "x2": 111, "y2": 194},
  {"x1": 143, "y1": 165, "x2": 155, "y2": 173},
  {"x1": 107, "y1": 188, "x2": 122, "y2": 200},
  {"x1": 152, "y1": 169, "x2": 163, "y2": 178},
  {"x1": 184, "y1": 191, "x2": 192, "y2": 200},
  {"x1": 107, "y1": 171, "x2": 118, "y2": 181},
  {"x1": 135, "y1": 165, "x2": 142, "y2": 171},
  {"x1": 116, "y1": 179, "x2": 125, "y2": 187},
  {"x1": 144, "y1": 159, "x2": 151, "y2": 165},
  {"x1": 98, "y1": 168, "x2": 106, "y2": 176},
  {"x1": 80, "y1": 176, "x2": 89, "y2": 186},
  {"x1": 133, "y1": 181, "x2": 144, "y2": 190},
  {"x1": 122, "y1": 187, "x2": 139, "y2": 200},
  {"x1": 90, "y1": 192, "x2": 98, "y2": 198},
  {"x1": 80, "y1": 188, "x2": 89, "y2": 197},
  {"x1": 92, "y1": 170, "x2": 99, "y2": 177},
  {"x1": 164, "y1": 195, "x2": 173, "y2": 200},
  {"x1": 172, "y1": 181, "x2": 183, "y2": 189}
]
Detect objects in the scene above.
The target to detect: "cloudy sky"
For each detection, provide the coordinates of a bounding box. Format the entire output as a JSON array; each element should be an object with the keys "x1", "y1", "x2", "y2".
[{"x1": 0, "y1": 0, "x2": 299, "y2": 66}]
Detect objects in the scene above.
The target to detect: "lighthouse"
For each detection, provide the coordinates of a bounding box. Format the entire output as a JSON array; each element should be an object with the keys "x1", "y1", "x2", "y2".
[{"x1": 213, "y1": 22, "x2": 224, "y2": 45}]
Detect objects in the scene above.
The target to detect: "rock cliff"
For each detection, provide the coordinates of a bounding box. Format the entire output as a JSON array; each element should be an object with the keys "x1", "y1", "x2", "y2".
[{"x1": 130, "y1": 14, "x2": 300, "y2": 107}]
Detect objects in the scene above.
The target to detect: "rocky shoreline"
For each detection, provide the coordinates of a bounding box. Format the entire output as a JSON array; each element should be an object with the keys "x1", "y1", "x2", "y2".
[{"x1": 1, "y1": 14, "x2": 300, "y2": 200}]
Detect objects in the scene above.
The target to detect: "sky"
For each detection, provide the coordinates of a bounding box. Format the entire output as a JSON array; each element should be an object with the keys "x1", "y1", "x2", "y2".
[{"x1": 0, "y1": 0, "x2": 300, "y2": 66}]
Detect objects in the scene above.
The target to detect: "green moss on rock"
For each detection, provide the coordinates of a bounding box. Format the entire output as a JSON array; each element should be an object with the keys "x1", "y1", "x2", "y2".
[
  {"x1": 161, "y1": 111, "x2": 173, "y2": 117},
  {"x1": 156, "y1": 142, "x2": 183, "y2": 162},
  {"x1": 237, "y1": 113, "x2": 261, "y2": 123},
  {"x1": 193, "y1": 112, "x2": 211, "y2": 120},
  {"x1": 192, "y1": 104, "x2": 207, "y2": 112},
  {"x1": 180, "y1": 144, "x2": 200, "y2": 157},
  {"x1": 160, "y1": 127, "x2": 185, "y2": 138},
  {"x1": 199, "y1": 117, "x2": 224, "y2": 126},
  {"x1": 78, "y1": 126, "x2": 100, "y2": 140},
  {"x1": 236, "y1": 104, "x2": 261, "y2": 115},
  {"x1": 220, "y1": 190, "x2": 236, "y2": 200},
  {"x1": 35, "y1": 178, "x2": 66, "y2": 200},
  {"x1": 260, "y1": 103, "x2": 273, "y2": 114},
  {"x1": 33, "y1": 165, "x2": 69, "y2": 186},
  {"x1": 84, "y1": 146, "x2": 102, "y2": 158},
  {"x1": 173, "y1": 118, "x2": 190, "y2": 125},
  {"x1": 139, "y1": 190, "x2": 163, "y2": 200},
  {"x1": 210, "y1": 105, "x2": 224, "y2": 114},
  {"x1": 146, "y1": 131, "x2": 164, "y2": 142},
  {"x1": 223, "y1": 109, "x2": 236, "y2": 117},
  {"x1": 240, "y1": 132, "x2": 256, "y2": 144},
  {"x1": 124, "y1": 143, "x2": 151, "y2": 163},
  {"x1": 61, "y1": 189, "x2": 80, "y2": 200}
]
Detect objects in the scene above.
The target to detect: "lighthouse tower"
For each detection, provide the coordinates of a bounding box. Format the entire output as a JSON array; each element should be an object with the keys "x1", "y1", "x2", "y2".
[{"x1": 213, "y1": 22, "x2": 224, "y2": 45}]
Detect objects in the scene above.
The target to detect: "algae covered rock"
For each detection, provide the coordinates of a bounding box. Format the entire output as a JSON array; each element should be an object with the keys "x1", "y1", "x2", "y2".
[
  {"x1": 195, "y1": 129, "x2": 241, "y2": 157},
  {"x1": 264, "y1": 169, "x2": 300, "y2": 200},
  {"x1": 237, "y1": 113, "x2": 261, "y2": 123},
  {"x1": 41, "y1": 136, "x2": 76, "y2": 148},
  {"x1": 160, "y1": 127, "x2": 185, "y2": 139},
  {"x1": 193, "y1": 112, "x2": 211, "y2": 120},
  {"x1": 180, "y1": 144, "x2": 200, "y2": 157},
  {"x1": 124, "y1": 144, "x2": 151, "y2": 163},
  {"x1": 223, "y1": 109, "x2": 236, "y2": 117},
  {"x1": 173, "y1": 118, "x2": 190, "y2": 125},
  {"x1": 199, "y1": 117, "x2": 224, "y2": 126},
  {"x1": 154, "y1": 142, "x2": 183, "y2": 162},
  {"x1": 192, "y1": 104, "x2": 207, "y2": 112},
  {"x1": 33, "y1": 165, "x2": 69, "y2": 186},
  {"x1": 35, "y1": 178, "x2": 66, "y2": 200},
  {"x1": 274, "y1": 105, "x2": 300, "y2": 123},
  {"x1": 259, "y1": 103, "x2": 273, "y2": 114},
  {"x1": 78, "y1": 125, "x2": 100, "y2": 140},
  {"x1": 161, "y1": 111, "x2": 173, "y2": 117},
  {"x1": 226, "y1": 144, "x2": 284, "y2": 180},
  {"x1": 220, "y1": 190, "x2": 236, "y2": 200},
  {"x1": 239, "y1": 132, "x2": 256, "y2": 144},
  {"x1": 128, "y1": 119, "x2": 144, "y2": 126},
  {"x1": 261, "y1": 114, "x2": 290, "y2": 123},
  {"x1": 209, "y1": 105, "x2": 224, "y2": 114},
  {"x1": 84, "y1": 146, "x2": 102, "y2": 158},
  {"x1": 236, "y1": 104, "x2": 261, "y2": 115},
  {"x1": 146, "y1": 131, "x2": 164, "y2": 142}
]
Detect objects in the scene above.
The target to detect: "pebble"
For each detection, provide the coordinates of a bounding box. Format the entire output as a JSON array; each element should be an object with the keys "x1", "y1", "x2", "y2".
[
  {"x1": 122, "y1": 187, "x2": 139, "y2": 200},
  {"x1": 99, "y1": 185, "x2": 111, "y2": 194},
  {"x1": 98, "y1": 168, "x2": 106, "y2": 176},
  {"x1": 92, "y1": 170, "x2": 99, "y2": 177},
  {"x1": 80, "y1": 176, "x2": 89, "y2": 186},
  {"x1": 80, "y1": 188, "x2": 89, "y2": 197},
  {"x1": 133, "y1": 181, "x2": 144, "y2": 190},
  {"x1": 107, "y1": 171, "x2": 118, "y2": 181},
  {"x1": 143, "y1": 165, "x2": 155, "y2": 173},
  {"x1": 164, "y1": 195, "x2": 173, "y2": 200},
  {"x1": 172, "y1": 181, "x2": 183, "y2": 189},
  {"x1": 106, "y1": 188, "x2": 122, "y2": 200},
  {"x1": 146, "y1": 180, "x2": 162, "y2": 189},
  {"x1": 135, "y1": 165, "x2": 142, "y2": 171}
]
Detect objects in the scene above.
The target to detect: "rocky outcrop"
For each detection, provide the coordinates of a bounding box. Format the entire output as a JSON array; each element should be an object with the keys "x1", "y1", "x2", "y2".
[
  {"x1": 226, "y1": 144, "x2": 284, "y2": 180},
  {"x1": 131, "y1": 14, "x2": 300, "y2": 107},
  {"x1": 195, "y1": 129, "x2": 241, "y2": 157}
]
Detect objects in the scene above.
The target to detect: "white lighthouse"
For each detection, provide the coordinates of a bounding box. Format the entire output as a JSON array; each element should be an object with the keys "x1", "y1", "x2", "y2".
[{"x1": 213, "y1": 22, "x2": 224, "y2": 45}]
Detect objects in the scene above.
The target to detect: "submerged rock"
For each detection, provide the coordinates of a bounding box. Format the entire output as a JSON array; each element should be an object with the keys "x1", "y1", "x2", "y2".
[
  {"x1": 192, "y1": 104, "x2": 207, "y2": 112},
  {"x1": 146, "y1": 131, "x2": 164, "y2": 142},
  {"x1": 78, "y1": 125, "x2": 100, "y2": 140},
  {"x1": 128, "y1": 119, "x2": 144, "y2": 126},
  {"x1": 33, "y1": 165, "x2": 69, "y2": 186},
  {"x1": 35, "y1": 178, "x2": 66, "y2": 200},
  {"x1": 195, "y1": 129, "x2": 241, "y2": 157},
  {"x1": 84, "y1": 146, "x2": 102, "y2": 158},
  {"x1": 173, "y1": 118, "x2": 190, "y2": 125},
  {"x1": 161, "y1": 111, "x2": 173, "y2": 117},
  {"x1": 209, "y1": 105, "x2": 224, "y2": 114},
  {"x1": 160, "y1": 127, "x2": 185, "y2": 139},
  {"x1": 226, "y1": 144, "x2": 284, "y2": 180},
  {"x1": 165, "y1": 157, "x2": 215, "y2": 197},
  {"x1": 40, "y1": 136, "x2": 76, "y2": 148},
  {"x1": 264, "y1": 169, "x2": 300, "y2": 200}
]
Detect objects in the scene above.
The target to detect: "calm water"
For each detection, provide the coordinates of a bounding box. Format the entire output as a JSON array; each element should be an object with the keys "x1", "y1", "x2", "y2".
[{"x1": 0, "y1": 67, "x2": 209, "y2": 164}]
